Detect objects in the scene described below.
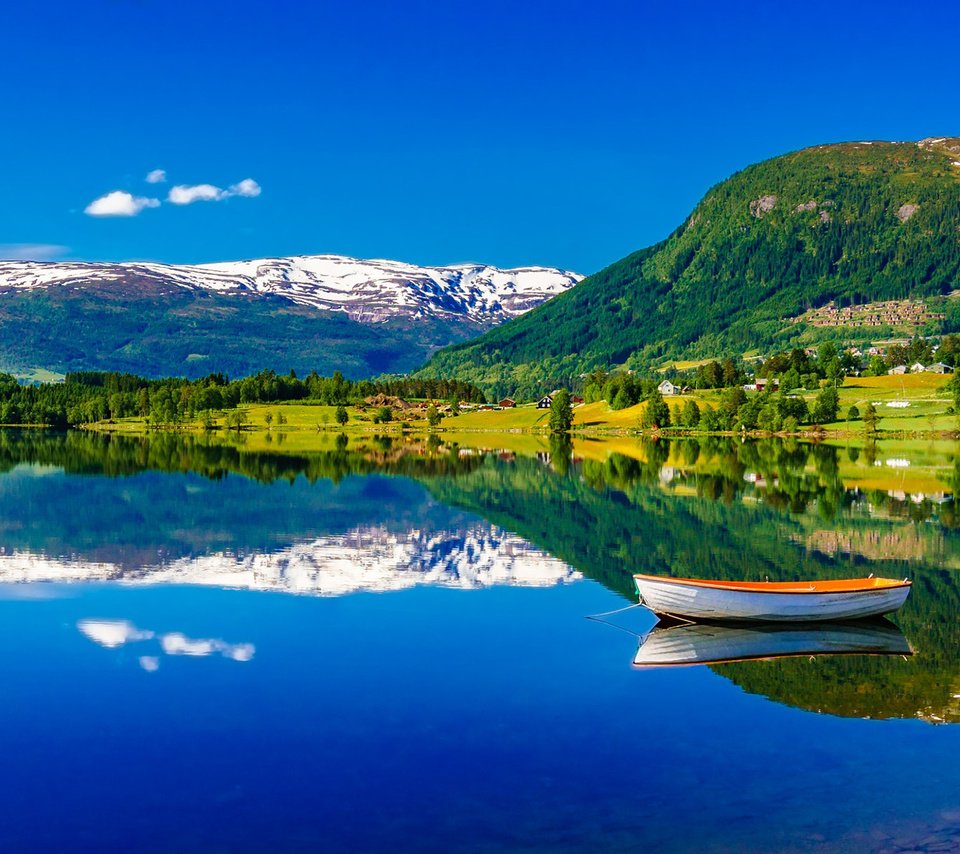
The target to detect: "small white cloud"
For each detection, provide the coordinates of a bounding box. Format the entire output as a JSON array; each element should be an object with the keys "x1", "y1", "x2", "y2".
[
  {"x1": 0, "y1": 243, "x2": 69, "y2": 261},
  {"x1": 145, "y1": 169, "x2": 167, "y2": 184},
  {"x1": 229, "y1": 178, "x2": 261, "y2": 198},
  {"x1": 167, "y1": 183, "x2": 227, "y2": 205},
  {"x1": 224, "y1": 643, "x2": 255, "y2": 662},
  {"x1": 85, "y1": 190, "x2": 160, "y2": 217},
  {"x1": 139, "y1": 656, "x2": 160, "y2": 672},
  {"x1": 167, "y1": 178, "x2": 261, "y2": 205},
  {"x1": 78, "y1": 619, "x2": 155, "y2": 648},
  {"x1": 160, "y1": 632, "x2": 255, "y2": 661}
]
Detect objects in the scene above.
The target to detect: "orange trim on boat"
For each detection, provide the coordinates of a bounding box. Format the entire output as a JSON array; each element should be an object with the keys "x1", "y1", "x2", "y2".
[{"x1": 633, "y1": 574, "x2": 911, "y2": 594}]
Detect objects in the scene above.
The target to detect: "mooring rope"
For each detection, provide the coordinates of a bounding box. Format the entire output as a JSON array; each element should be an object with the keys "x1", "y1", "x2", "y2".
[{"x1": 584, "y1": 601, "x2": 645, "y2": 621}]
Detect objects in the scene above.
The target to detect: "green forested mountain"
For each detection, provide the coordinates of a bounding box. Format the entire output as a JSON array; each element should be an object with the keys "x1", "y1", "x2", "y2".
[{"x1": 422, "y1": 138, "x2": 960, "y2": 397}]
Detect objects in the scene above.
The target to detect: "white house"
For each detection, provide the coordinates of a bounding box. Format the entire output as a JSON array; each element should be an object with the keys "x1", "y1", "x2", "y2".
[
  {"x1": 910, "y1": 362, "x2": 926, "y2": 373},
  {"x1": 888, "y1": 364, "x2": 907, "y2": 375},
  {"x1": 657, "y1": 380, "x2": 679, "y2": 396},
  {"x1": 928, "y1": 362, "x2": 954, "y2": 374}
]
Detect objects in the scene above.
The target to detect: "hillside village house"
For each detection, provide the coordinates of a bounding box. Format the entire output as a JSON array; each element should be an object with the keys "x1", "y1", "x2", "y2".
[
  {"x1": 499, "y1": 397, "x2": 516, "y2": 408},
  {"x1": 657, "y1": 380, "x2": 680, "y2": 395},
  {"x1": 911, "y1": 362, "x2": 926, "y2": 373},
  {"x1": 537, "y1": 395, "x2": 553, "y2": 409},
  {"x1": 929, "y1": 362, "x2": 954, "y2": 374},
  {"x1": 888, "y1": 364, "x2": 907, "y2": 375}
]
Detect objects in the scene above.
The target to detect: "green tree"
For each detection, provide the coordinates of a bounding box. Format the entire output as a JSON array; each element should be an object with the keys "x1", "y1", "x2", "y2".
[
  {"x1": 812, "y1": 386, "x2": 839, "y2": 424},
  {"x1": 226, "y1": 409, "x2": 248, "y2": 432},
  {"x1": 640, "y1": 390, "x2": 671, "y2": 430},
  {"x1": 780, "y1": 368, "x2": 801, "y2": 393},
  {"x1": 846, "y1": 404, "x2": 860, "y2": 422},
  {"x1": 264, "y1": 412, "x2": 273, "y2": 429},
  {"x1": 335, "y1": 405, "x2": 349, "y2": 426},
  {"x1": 679, "y1": 399, "x2": 701, "y2": 428},
  {"x1": 426, "y1": 404, "x2": 441, "y2": 428},
  {"x1": 863, "y1": 402, "x2": 878, "y2": 435},
  {"x1": 549, "y1": 389, "x2": 573, "y2": 432}
]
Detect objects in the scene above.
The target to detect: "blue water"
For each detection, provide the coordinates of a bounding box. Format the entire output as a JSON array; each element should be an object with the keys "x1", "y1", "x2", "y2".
[
  {"x1": 1, "y1": 582, "x2": 958, "y2": 852},
  {"x1": 1, "y1": 434, "x2": 959, "y2": 851}
]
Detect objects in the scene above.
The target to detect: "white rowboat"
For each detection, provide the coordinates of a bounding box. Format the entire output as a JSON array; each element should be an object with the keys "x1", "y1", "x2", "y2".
[
  {"x1": 633, "y1": 620, "x2": 912, "y2": 668},
  {"x1": 634, "y1": 574, "x2": 911, "y2": 622}
]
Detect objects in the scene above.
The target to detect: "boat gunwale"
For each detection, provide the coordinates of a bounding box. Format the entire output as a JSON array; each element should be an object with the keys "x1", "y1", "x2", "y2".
[
  {"x1": 633, "y1": 574, "x2": 911, "y2": 596},
  {"x1": 632, "y1": 648, "x2": 913, "y2": 669}
]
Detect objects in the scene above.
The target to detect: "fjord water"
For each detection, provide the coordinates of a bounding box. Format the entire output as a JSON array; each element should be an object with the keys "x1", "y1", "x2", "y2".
[{"x1": 2, "y1": 432, "x2": 960, "y2": 851}]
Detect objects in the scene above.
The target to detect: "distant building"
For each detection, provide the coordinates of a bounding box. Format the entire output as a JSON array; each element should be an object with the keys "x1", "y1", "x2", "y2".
[
  {"x1": 571, "y1": 395, "x2": 584, "y2": 404},
  {"x1": 888, "y1": 364, "x2": 907, "y2": 375},
  {"x1": 928, "y1": 363, "x2": 954, "y2": 374},
  {"x1": 657, "y1": 380, "x2": 680, "y2": 395},
  {"x1": 754, "y1": 378, "x2": 779, "y2": 392},
  {"x1": 536, "y1": 395, "x2": 553, "y2": 409},
  {"x1": 499, "y1": 397, "x2": 516, "y2": 408},
  {"x1": 910, "y1": 362, "x2": 926, "y2": 373}
]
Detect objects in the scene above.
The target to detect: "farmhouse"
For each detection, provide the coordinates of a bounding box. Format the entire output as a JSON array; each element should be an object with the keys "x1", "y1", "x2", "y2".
[
  {"x1": 657, "y1": 380, "x2": 680, "y2": 395},
  {"x1": 498, "y1": 397, "x2": 516, "y2": 408},
  {"x1": 888, "y1": 365, "x2": 907, "y2": 375},
  {"x1": 910, "y1": 363, "x2": 926, "y2": 373},
  {"x1": 536, "y1": 395, "x2": 553, "y2": 409},
  {"x1": 928, "y1": 363, "x2": 954, "y2": 374}
]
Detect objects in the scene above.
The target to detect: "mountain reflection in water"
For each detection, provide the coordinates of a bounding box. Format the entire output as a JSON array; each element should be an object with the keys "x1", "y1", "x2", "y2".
[{"x1": 1, "y1": 428, "x2": 960, "y2": 724}]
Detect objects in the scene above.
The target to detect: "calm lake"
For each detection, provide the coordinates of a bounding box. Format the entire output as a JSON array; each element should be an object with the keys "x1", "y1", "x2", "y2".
[{"x1": 2, "y1": 429, "x2": 960, "y2": 852}]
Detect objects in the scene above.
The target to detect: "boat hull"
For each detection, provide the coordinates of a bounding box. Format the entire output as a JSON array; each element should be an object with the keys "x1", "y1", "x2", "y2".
[
  {"x1": 634, "y1": 575, "x2": 911, "y2": 622},
  {"x1": 633, "y1": 620, "x2": 912, "y2": 668}
]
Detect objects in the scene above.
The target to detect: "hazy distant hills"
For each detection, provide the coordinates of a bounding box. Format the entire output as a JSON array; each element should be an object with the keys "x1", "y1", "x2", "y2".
[
  {"x1": 423, "y1": 137, "x2": 960, "y2": 397},
  {"x1": 0, "y1": 255, "x2": 581, "y2": 378}
]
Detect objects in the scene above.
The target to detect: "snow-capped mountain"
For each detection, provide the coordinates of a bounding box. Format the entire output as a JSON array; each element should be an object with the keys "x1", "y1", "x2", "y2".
[
  {"x1": 0, "y1": 254, "x2": 582, "y2": 325},
  {"x1": 0, "y1": 524, "x2": 582, "y2": 596}
]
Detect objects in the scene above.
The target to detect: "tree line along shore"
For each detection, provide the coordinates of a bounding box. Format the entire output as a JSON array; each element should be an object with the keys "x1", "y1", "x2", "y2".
[{"x1": 2, "y1": 338, "x2": 960, "y2": 438}]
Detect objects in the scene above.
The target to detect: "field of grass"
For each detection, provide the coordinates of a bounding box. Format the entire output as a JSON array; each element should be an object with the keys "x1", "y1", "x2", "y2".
[
  {"x1": 91, "y1": 373, "x2": 956, "y2": 442},
  {"x1": 13, "y1": 367, "x2": 66, "y2": 384},
  {"x1": 817, "y1": 373, "x2": 955, "y2": 433}
]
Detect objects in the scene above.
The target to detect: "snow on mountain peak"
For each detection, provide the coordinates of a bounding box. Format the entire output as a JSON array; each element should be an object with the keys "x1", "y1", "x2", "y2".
[{"x1": 0, "y1": 254, "x2": 582, "y2": 325}]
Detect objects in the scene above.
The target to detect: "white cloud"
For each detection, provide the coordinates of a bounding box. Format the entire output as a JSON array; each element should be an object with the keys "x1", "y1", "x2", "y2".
[
  {"x1": 0, "y1": 243, "x2": 69, "y2": 261},
  {"x1": 85, "y1": 190, "x2": 160, "y2": 217},
  {"x1": 139, "y1": 656, "x2": 160, "y2": 672},
  {"x1": 160, "y1": 632, "x2": 255, "y2": 661},
  {"x1": 78, "y1": 619, "x2": 155, "y2": 648},
  {"x1": 167, "y1": 183, "x2": 227, "y2": 205},
  {"x1": 229, "y1": 178, "x2": 261, "y2": 198},
  {"x1": 167, "y1": 178, "x2": 261, "y2": 205},
  {"x1": 145, "y1": 169, "x2": 167, "y2": 184}
]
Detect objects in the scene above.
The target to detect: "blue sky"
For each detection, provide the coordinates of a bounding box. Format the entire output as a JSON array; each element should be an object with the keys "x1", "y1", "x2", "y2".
[{"x1": 2, "y1": 0, "x2": 958, "y2": 274}]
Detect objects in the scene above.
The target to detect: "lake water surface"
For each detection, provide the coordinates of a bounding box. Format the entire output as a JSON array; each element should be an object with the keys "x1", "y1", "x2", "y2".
[{"x1": 2, "y1": 430, "x2": 960, "y2": 852}]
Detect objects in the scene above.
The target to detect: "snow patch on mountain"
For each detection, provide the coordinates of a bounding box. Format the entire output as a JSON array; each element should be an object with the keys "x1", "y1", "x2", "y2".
[
  {"x1": 0, "y1": 524, "x2": 582, "y2": 596},
  {"x1": 0, "y1": 254, "x2": 582, "y2": 325}
]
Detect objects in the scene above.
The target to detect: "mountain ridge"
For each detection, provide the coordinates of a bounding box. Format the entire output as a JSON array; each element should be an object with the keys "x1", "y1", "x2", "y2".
[
  {"x1": 0, "y1": 254, "x2": 581, "y2": 378},
  {"x1": 421, "y1": 137, "x2": 960, "y2": 397}
]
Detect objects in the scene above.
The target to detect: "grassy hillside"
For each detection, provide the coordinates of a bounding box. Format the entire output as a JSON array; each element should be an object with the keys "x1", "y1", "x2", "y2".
[
  {"x1": 0, "y1": 279, "x2": 484, "y2": 380},
  {"x1": 422, "y1": 138, "x2": 960, "y2": 397}
]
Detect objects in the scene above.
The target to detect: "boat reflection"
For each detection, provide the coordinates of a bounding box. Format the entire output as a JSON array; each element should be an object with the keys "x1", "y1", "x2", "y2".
[{"x1": 633, "y1": 619, "x2": 912, "y2": 668}]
